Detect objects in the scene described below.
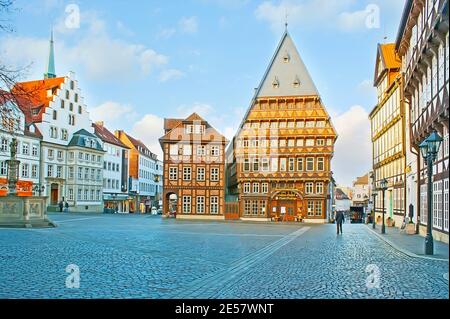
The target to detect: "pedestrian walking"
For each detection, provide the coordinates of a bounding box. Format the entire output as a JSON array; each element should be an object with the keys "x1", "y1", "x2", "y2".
[
  {"x1": 58, "y1": 200, "x2": 63, "y2": 213},
  {"x1": 64, "y1": 201, "x2": 69, "y2": 213},
  {"x1": 335, "y1": 211, "x2": 345, "y2": 235}
]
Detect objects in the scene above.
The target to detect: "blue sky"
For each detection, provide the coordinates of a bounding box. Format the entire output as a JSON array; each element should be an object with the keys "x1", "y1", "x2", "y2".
[{"x1": 0, "y1": 0, "x2": 406, "y2": 186}]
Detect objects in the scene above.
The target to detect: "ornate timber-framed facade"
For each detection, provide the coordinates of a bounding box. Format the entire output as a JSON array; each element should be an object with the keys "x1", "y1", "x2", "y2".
[
  {"x1": 160, "y1": 113, "x2": 228, "y2": 220},
  {"x1": 370, "y1": 43, "x2": 407, "y2": 228},
  {"x1": 396, "y1": 0, "x2": 449, "y2": 242},
  {"x1": 226, "y1": 30, "x2": 337, "y2": 223}
]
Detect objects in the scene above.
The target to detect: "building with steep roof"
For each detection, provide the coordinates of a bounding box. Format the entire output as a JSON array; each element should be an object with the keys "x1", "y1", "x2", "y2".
[
  {"x1": 351, "y1": 173, "x2": 371, "y2": 208},
  {"x1": 159, "y1": 113, "x2": 228, "y2": 219},
  {"x1": 116, "y1": 130, "x2": 162, "y2": 213},
  {"x1": 369, "y1": 43, "x2": 408, "y2": 229},
  {"x1": 93, "y1": 122, "x2": 130, "y2": 213},
  {"x1": 226, "y1": 30, "x2": 337, "y2": 223}
]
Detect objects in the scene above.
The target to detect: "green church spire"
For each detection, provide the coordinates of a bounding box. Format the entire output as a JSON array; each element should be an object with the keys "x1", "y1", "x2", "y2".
[{"x1": 44, "y1": 29, "x2": 56, "y2": 79}]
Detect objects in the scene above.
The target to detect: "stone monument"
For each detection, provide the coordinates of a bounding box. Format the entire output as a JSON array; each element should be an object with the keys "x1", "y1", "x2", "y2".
[{"x1": 0, "y1": 138, "x2": 55, "y2": 228}]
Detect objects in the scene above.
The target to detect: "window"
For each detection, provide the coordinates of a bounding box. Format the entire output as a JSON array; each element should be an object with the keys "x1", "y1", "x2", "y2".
[
  {"x1": 21, "y1": 163, "x2": 29, "y2": 178},
  {"x1": 53, "y1": 110, "x2": 57, "y2": 120},
  {"x1": 183, "y1": 145, "x2": 192, "y2": 156},
  {"x1": 69, "y1": 103, "x2": 73, "y2": 112},
  {"x1": 316, "y1": 182, "x2": 324, "y2": 194},
  {"x1": 183, "y1": 167, "x2": 192, "y2": 181},
  {"x1": 305, "y1": 182, "x2": 314, "y2": 194},
  {"x1": 57, "y1": 166, "x2": 63, "y2": 178},
  {"x1": 197, "y1": 167, "x2": 205, "y2": 181},
  {"x1": 32, "y1": 145, "x2": 38, "y2": 157},
  {"x1": 253, "y1": 183, "x2": 260, "y2": 194},
  {"x1": 317, "y1": 157, "x2": 325, "y2": 171},
  {"x1": 183, "y1": 196, "x2": 191, "y2": 214},
  {"x1": 243, "y1": 182, "x2": 250, "y2": 193},
  {"x1": 211, "y1": 167, "x2": 219, "y2": 181},
  {"x1": 48, "y1": 149, "x2": 54, "y2": 159},
  {"x1": 317, "y1": 139, "x2": 325, "y2": 146},
  {"x1": 169, "y1": 167, "x2": 178, "y2": 180},
  {"x1": 61, "y1": 129, "x2": 68, "y2": 141},
  {"x1": 69, "y1": 167, "x2": 74, "y2": 179},
  {"x1": 78, "y1": 152, "x2": 83, "y2": 160},
  {"x1": 210, "y1": 196, "x2": 219, "y2": 214},
  {"x1": 315, "y1": 201, "x2": 323, "y2": 216},
  {"x1": 78, "y1": 189, "x2": 82, "y2": 200},
  {"x1": 70, "y1": 81, "x2": 74, "y2": 90},
  {"x1": 22, "y1": 143, "x2": 29, "y2": 155},
  {"x1": 252, "y1": 158, "x2": 259, "y2": 172},
  {"x1": 307, "y1": 201, "x2": 314, "y2": 216},
  {"x1": 305, "y1": 139, "x2": 314, "y2": 146},
  {"x1": 196, "y1": 196, "x2": 205, "y2": 214},
  {"x1": 50, "y1": 127, "x2": 58, "y2": 138},
  {"x1": 57, "y1": 150, "x2": 63, "y2": 160},
  {"x1": 78, "y1": 167, "x2": 83, "y2": 179},
  {"x1": 84, "y1": 168, "x2": 89, "y2": 180},
  {"x1": 1, "y1": 138, "x2": 8, "y2": 152},
  {"x1": 244, "y1": 200, "x2": 251, "y2": 215},
  {"x1": 280, "y1": 158, "x2": 287, "y2": 171},
  {"x1": 288, "y1": 158, "x2": 295, "y2": 171},
  {"x1": 68, "y1": 188, "x2": 74, "y2": 201},
  {"x1": 61, "y1": 100, "x2": 65, "y2": 109},
  {"x1": 0, "y1": 161, "x2": 7, "y2": 175},
  {"x1": 196, "y1": 145, "x2": 206, "y2": 156},
  {"x1": 78, "y1": 105, "x2": 82, "y2": 114},
  {"x1": 261, "y1": 158, "x2": 270, "y2": 172},
  {"x1": 262, "y1": 183, "x2": 269, "y2": 194},
  {"x1": 243, "y1": 158, "x2": 250, "y2": 172},
  {"x1": 69, "y1": 114, "x2": 75, "y2": 126},
  {"x1": 65, "y1": 90, "x2": 70, "y2": 99},
  {"x1": 306, "y1": 158, "x2": 314, "y2": 171},
  {"x1": 31, "y1": 165, "x2": 38, "y2": 178},
  {"x1": 47, "y1": 165, "x2": 53, "y2": 177},
  {"x1": 297, "y1": 158, "x2": 304, "y2": 171},
  {"x1": 211, "y1": 146, "x2": 220, "y2": 156},
  {"x1": 271, "y1": 158, "x2": 278, "y2": 172}
]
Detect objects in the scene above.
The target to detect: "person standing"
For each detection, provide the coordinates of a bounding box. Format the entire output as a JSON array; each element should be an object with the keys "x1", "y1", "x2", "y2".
[
  {"x1": 58, "y1": 200, "x2": 64, "y2": 213},
  {"x1": 64, "y1": 201, "x2": 69, "y2": 213},
  {"x1": 335, "y1": 211, "x2": 345, "y2": 235}
]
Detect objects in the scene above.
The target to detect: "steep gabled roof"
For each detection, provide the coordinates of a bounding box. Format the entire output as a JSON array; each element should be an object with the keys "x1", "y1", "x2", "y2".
[
  {"x1": 353, "y1": 174, "x2": 369, "y2": 186},
  {"x1": 117, "y1": 130, "x2": 157, "y2": 159},
  {"x1": 93, "y1": 122, "x2": 129, "y2": 149},
  {"x1": 335, "y1": 188, "x2": 350, "y2": 200},
  {"x1": 373, "y1": 43, "x2": 401, "y2": 85},
  {"x1": 159, "y1": 112, "x2": 228, "y2": 146}
]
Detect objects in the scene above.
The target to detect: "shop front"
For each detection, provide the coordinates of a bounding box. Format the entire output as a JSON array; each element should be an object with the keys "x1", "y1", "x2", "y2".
[{"x1": 103, "y1": 193, "x2": 131, "y2": 213}]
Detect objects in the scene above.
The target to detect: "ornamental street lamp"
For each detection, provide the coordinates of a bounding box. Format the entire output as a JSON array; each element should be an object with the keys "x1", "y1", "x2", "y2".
[
  {"x1": 380, "y1": 178, "x2": 388, "y2": 234},
  {"x1": 33, "y1": 184, "x2": 45, "y2": 196},
  {"x1": 419, "y1": 131, "x2": 443, "y2": 255},
  {"x1": 372, "y1": 192, "x2": 378, "y2": 229}
]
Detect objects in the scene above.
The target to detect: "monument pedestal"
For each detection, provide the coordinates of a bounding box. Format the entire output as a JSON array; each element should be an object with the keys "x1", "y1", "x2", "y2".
[{"x1": 0, "y1": 195, "x2": 56, "y2": 228}]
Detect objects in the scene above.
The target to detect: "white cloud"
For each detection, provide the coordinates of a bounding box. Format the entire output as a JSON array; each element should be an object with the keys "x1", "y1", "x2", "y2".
[
  {"x1": 89, "y1": 101, "x2": 138, "y2": 129},
  {"x1": 156, "y1": 28, "x2": 177, "y2": 39},
  {"x1": 178, "y1": 16, "x2": 199, "y2": 34},
  {"x1": 332, "y1": 105, "x2": 371, "y2": 187},
  {"x1": 131, "y1": 114, "x2": 165, "y2": 159},
  {"x1": 159, "y1": 69, "x2": 186, "y2": 82},
  {"x1": 176, "y1": 103, "x2": 214, "y2": 118},
  {"x1": 0, "y1": 12, "x2": 169, "y2": 81}
]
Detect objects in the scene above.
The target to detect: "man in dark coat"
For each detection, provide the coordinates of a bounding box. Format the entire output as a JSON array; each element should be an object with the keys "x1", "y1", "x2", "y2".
[
  {"x1": 335, "y1": 211, "x2": 345, "y2": 235},
  {"x1": 59, "y1": 200, "x2": 64, "y2": 212}
]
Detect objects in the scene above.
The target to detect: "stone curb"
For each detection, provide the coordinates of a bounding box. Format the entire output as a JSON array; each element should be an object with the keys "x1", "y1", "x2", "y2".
[{"x1": 366, "y1": 225, "x2": 449, "y2": 262}]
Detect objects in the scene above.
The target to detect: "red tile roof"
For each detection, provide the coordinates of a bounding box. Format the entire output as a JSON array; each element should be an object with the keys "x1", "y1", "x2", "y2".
[{"x1": 93, "y1": 122, "x2": 129, "y2": 149}]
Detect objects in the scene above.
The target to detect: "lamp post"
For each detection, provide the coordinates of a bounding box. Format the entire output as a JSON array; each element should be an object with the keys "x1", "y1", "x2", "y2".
[
  {"x1": 419, "y1": 131, "x2": 443, "y2": 255},
  {"x1": 380, "y1": 178, "x2": 388, "y2": 234},
  {"x1": 33, "y1": 184, "x2": 45, "y2": 197},
  {"x1": 372, "y1": 192, "x2": 378, "y2": 229}
]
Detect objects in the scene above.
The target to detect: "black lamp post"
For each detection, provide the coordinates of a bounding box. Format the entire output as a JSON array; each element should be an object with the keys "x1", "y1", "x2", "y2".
[
  {"x1": 419, "y1": 131, "x2": 443, "y2": 255},
  {"x1": 33, "y1": 184, "x2": 45, "y2": 197},
  {"x1": 380, "y1": 178, "x2": 388, "y2": 234},
  {"x1": 372, "y1": 192, "x2": 378, "y2": 229}
]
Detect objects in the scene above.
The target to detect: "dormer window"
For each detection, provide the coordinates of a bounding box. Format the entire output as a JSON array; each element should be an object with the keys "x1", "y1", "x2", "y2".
[
  {"x1": 272, "y1": 77, "x2": 280, "y2": 89},
  {"x1": 293, "y1": 76, "x2": 300, "y2": 88}
]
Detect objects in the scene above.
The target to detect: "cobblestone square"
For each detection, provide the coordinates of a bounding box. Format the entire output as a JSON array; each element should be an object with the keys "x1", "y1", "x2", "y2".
[{"x1": 0, "y1": 214, "x2": 448, "y2": 299}]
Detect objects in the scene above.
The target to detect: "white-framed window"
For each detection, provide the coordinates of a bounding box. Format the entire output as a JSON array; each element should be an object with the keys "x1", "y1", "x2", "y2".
[
  {"x1": 169, "y1": 167, "x2": 178, "y2": 180},
  {"x1": 21, "y1": 163, "x2": 29, "y2": 178},
  {"x1": 305, "y1": 182, "x2": 314, "y2": 194},
  {"x1": 317, "y1": 139, "x2": 325, "y2": 146},
  {"x1": 244, "y1": 200, "x2": 251, "y2": 215},
  {"x1": 22, "y1": 143, "x2": 29, "y2": 155},
  {"x1": 78, "y1": 167, "x2": 83, "y2": 179},
  {"x1": 68, "y1": 167, "x2": 74, "y2": 179},
  {"x1": 316, "y1": 182, "x2": 324, "y2": 194},
  {"x1": 271, "y1": 158, "x2": 278, "y2": 172},
  {"x1": 196, "y1": 196, "x2": 205, "y2": 214},
  {"x1": 47, "y1": 165, "x2": 53, "y2": 177},
  {"x1": 48, "y1": 149, "x2": 54, "y2": 159},
  {"x1": 253, "y1": 183, "x2": 260, "y2": 194},
  {"x1": 315, "y1": 201, "x2": 323, "y2": 216},
  {"x1": 297, "y1": 158, "x2": 304, "y2": 171},
  {"x1": 288, "y1": 158, "x2": 295, "y2": 172},
  {"x1": 306, "y1": 157, "x2": 314, "y2": 171},
  {"x1": 0, "y1": 161, "x2": 7, "y2": 175},
  {"x1": 210, "y1": 167, "x2": 219, "y2": 181},
  {"x1": 307, "y1": 201, "x2": 314, "y2": 216},
  {"x1": 183, "y1": 167, "x2": 192, "y2": 181},
  {"x1": 77, "y1": 189, "x2": 82, "y2": 200},
  {"x1": 68, "y1": 188, "x2": 74, "y2": 201},
  {"x1": 444, "y1": 179, "x2": 449, "y2": 232},
  {"x1": 317, "y1": 157, "x2": 325, "y2": 171},
  {"x1": 1, "y1": 138, "x2": 8, "y2": 152},
  {"x1": 433, "y1": 181, "x2": 442, "y2": 229},
  {"x1": 211, "y1": 146, "x2": 220, "y2": 156},
  {"x1": 261, "y1": 158, "x2": 269, "y2": 172},
  {"x1": 57, "y1": 150, "x2": 63, "y2": 161},
  {"x1": 210, "y1": 196, "x2": 219, "y2": 214},
  {"x1": 252, "y1": 158, "x2": 259, "y2": 172},
  {"x1": 182, "y1": 145, "x2": 192, "y2": 156},
  {"x1": 183, "y1": 196, "x2": 191, "y2": 214},
  {"x1": 243, "y1": 182, "x2": 250, "y2": 193},
  {"x1": 280, "y1": 158, "x2": 287, "y2": 171},
  {"x1": 243, "y1": 158, "x2": 250, "y2": 172},
  {"x1": 31, "y1": 165, "x2": 38, "y2": 178},
  {"x1": 61, "y1": 129, "x2": 68, "y2": 141},
  {"x1": 56, "y1": 166, "x2": 63, "y2": 178},
  {"x1": 262, "y1": 183, "x2": 269, "y2": 194},
  {"x1": 197, "y1": 167, "x2": 205, "y2": 181},
  {"x1": 305, "y1": 139, "x2": 314, "y2": 146},
  {"x1": 169, "y1": 144, "x2": 179, "y2": 156},
  {"x1": 196, "y1": 145, "x2": 206, "y2": 156}
]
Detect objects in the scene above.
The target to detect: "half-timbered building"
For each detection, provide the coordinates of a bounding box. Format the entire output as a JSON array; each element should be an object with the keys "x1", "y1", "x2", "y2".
[{"x1": 226, "y1": 30, "x2": 337, "y2": 223}]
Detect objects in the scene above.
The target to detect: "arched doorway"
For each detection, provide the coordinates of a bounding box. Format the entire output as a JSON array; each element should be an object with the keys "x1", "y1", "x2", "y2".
[
  {"x1": 164, "y1": 192, "x2": 178, "y2": 217},
  {"x1": 270, "y1": 189, "x2": 304, "y2": 222}
]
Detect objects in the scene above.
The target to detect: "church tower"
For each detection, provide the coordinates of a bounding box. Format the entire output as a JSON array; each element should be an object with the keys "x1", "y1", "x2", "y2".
[
  {"x1": 227, "y1": 30, "x2": 337, "y2": 222},
  {"x1": 44, "y1": 30, "x2": 56, "y2": 79}
]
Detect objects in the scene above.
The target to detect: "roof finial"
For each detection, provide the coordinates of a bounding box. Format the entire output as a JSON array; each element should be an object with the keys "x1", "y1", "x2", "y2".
[
  {"x1": 285, "y1": 9, "x2": 289, "y2": 31},
  {"x1": 44, "y1": 27, "x2": 56, "y2": 79}
]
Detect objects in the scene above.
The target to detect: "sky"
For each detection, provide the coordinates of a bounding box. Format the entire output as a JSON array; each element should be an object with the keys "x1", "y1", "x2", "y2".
[{"x1": 0, "y1": 0, "x2": 406, "y2": 186}]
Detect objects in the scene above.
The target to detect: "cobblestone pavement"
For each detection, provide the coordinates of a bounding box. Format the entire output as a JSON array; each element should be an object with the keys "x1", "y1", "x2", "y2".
[{"x1": 0, "y1": 214, "x2": 448, "y2": 299}]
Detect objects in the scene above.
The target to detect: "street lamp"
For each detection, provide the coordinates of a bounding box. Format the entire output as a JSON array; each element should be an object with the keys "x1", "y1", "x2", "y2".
[
  {"x1": 33, "y1": 184, "x2": 45, "y2": 197},
  {"x1": 380, "y1": 178, "x2": 388, "y2": 234},
  {"x1": 419, "y1": 131, "x2": 443, "y2": 255}
]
